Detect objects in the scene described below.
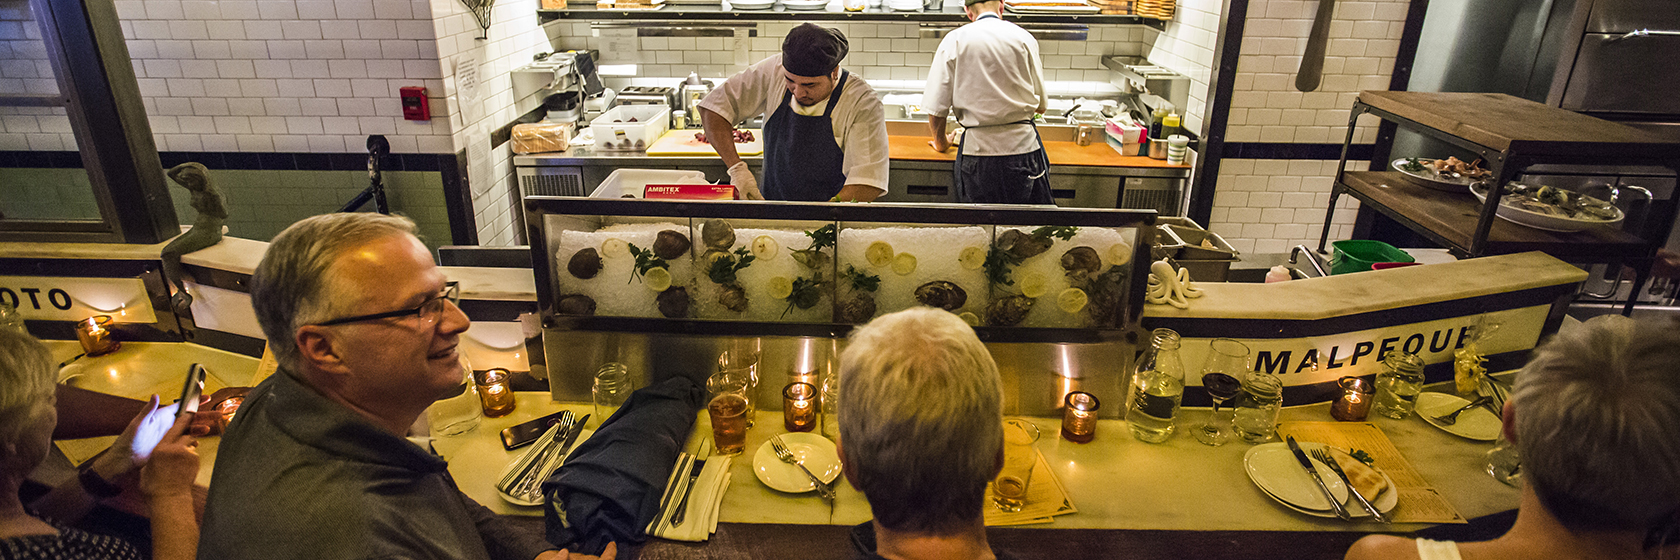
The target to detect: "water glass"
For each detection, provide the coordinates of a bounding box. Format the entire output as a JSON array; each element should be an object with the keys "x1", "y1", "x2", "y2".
[
  {"x1": 718, "y1": 340, "x2": 761, "y2": 426},
  {"x1": 820, "y1": 375, "x2": 840, "y2": 440},
  {"x1": 426, "y1": 359, "x2": 482, "y2": 437},
  {"x1": 1233, "y1": 371, "x2": 1282, "y2": 443},
  {"x1": 593, "y1": 362, "x2": 633, "y2": 427},
  {"x1": 991, "y1": 419, "x2": 1040, "y2": 512},
  {"x1": 1485, "y1": 436, "x2": 1522, "y2": 487},
  {"x1": 1373, "y1": 350, "x2": 1426, "y2": 419},
  {"x1": 707, "y1": 368, "x2": 757, "y2": 422}
]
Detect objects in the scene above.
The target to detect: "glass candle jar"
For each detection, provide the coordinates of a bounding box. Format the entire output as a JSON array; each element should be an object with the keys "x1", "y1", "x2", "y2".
[
  {"x1": 75, "y1": 315, "x2": 120, "y2": 356},
  {"x1": 783, "y1": 382, "x2": 817, "y2": 432},
  {"x1": 475, "y1": 367, "x2": 516, "y2": 418},
  {"x1": 1331, "y1": 376, "x2": 1374, "y2": 421},
  {"x1": 1060, "y1": 392, "x2": 1099, "y2": 443}
]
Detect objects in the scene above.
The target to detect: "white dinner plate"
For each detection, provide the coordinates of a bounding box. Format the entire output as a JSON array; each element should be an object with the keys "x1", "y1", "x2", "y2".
[
  {"x1": 496, "y1": 428, "x2": 595, "y2": 507},
  {"x1": 1469, "y1": 182, "x2": 1624, "y2": 233},
  {"x1": 1262, "y1": 468, "x2": 1398, "y2": 519},
  {"x1": 781, "y1": 0, "x2": 827, "y2": 8},
  {"x1": 1391, "y1": 158, "x2": 1476, "y2": 192},
  {"x1": 1417, "y1": 392, "x2": 1501, "y2": 441},
  {"x1": 730, "y1": 0, "x2": 775, "y2": 8},
  {"x1": 1243, "y1": 442, "x2": 1349, "y2": 511},
  {"x1": 753, "y1": 432, "x2": 841, "y2": 493}
]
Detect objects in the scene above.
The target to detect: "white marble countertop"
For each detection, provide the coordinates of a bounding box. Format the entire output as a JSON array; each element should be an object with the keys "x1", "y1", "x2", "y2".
[{"x1": 439, "y1": 390, "x2": 1519, "y2": 532}]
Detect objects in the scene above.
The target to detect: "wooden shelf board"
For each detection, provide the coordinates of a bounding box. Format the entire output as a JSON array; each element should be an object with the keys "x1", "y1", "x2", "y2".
[
  {"x1": 1339, "y1": 171, "x2": 1648, "y2": 261},
  {"x1": 1356, "y1": 91, "x2": 1680, "y2": 159}
]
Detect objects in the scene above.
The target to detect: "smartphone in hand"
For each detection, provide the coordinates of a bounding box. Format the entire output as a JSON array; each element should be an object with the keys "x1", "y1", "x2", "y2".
[{"x1": 132, "y1": 364, "x2": 207, "y2": 459}]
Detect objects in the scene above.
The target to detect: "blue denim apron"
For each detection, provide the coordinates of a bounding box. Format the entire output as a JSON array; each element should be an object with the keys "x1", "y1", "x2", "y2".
[
  {"x1": 953, "y1": 121, "x2": 1053, "y2": 205},
  {"x1": 763, "y1": 71, "x2": 851, "y2": 201}
]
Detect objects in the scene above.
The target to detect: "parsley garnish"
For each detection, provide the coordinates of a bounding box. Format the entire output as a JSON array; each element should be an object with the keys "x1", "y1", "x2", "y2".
[{"x1": 627, "y1": 243, "x2": 668, "y2": 283}]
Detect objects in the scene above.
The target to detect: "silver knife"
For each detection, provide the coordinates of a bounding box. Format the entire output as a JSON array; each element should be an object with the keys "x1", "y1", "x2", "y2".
[
  {"x1": 1286, "y1": 436, "x2": 1352, "y2": 520},
  {"x1": 520, "y1": 413, "x2": 590, "y2": 501},
  {"x1": 670, "y1": 441, "x2": 710, "y2": 526},
  {"x1": 1315, "y1": 449, "x2": 1389, "y2": 523},
  {"x1": 554, "y1": 414, "x2": 591, "y2": 461}
]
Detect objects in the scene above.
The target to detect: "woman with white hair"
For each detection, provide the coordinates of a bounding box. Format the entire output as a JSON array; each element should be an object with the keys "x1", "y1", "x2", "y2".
[
  {"x1": 0, "y1": 329, "x2": 200, "y2": 560},
  {"x1": 836, "y1": 307, "x2": 1018, "y2": 560},
  {"x1": 1346, "y1": 314, "x2": 1680, "y2": 560}
]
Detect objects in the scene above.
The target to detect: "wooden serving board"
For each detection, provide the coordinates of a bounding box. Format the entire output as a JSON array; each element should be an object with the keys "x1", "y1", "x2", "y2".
[{"x1": 645, "y1": 129, "x2": 764, "y2": 157}]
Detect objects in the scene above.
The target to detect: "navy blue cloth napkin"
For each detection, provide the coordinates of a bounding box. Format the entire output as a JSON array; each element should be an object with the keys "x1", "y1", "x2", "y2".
[{"x1": 543, "y1": 376, "x2": 702, "y2": 555}]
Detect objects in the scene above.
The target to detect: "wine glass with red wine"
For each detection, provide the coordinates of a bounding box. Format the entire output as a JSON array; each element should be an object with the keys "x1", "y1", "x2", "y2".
[{"x1": 1195, "y1": 338, "x2": 1251, "y2": 446}]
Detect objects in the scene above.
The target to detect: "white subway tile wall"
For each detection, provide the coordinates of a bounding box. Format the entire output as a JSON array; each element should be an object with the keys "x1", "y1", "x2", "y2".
[
  {"x1": 1210, "y1": 0, "x2": 1408, "y2": 253},
  {"x1": 0, "y1": 0, "x2": 452, "y2": 154},
  {"x1": 1146, "y1": 0, "x2": 1219, "y2": 134}
]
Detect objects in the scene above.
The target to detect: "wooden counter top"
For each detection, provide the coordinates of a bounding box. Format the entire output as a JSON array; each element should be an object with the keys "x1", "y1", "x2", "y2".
[{"x1": 887, "y1": 135, "x2": 1188, "y2": 169}]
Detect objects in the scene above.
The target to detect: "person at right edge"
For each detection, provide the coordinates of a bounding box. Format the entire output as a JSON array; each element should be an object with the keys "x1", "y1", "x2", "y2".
[
  {"x1": 922, "y1": 0, "x2": 1052, "y2": 205},
  {"x1": 698, "y1": 23, "x2": 889, "y2": 203},
  {"x1": 1346, "y1": 314, "x2": 1680, "y2": 560}
]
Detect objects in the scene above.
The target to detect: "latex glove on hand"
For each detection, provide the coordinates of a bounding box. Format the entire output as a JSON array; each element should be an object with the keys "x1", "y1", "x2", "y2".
[{"x1": 727, "y1": 161, "x2": 764, "y2": 200}]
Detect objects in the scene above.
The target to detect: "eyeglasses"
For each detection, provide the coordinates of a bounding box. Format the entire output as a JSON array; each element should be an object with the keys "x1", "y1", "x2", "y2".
[{"x1": 314, "y1": 282, "x2": 460, "y2": 328}]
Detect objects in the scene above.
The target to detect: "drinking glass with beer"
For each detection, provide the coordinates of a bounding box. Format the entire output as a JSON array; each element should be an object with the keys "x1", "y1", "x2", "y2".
[{"x1": 991, "y1": 419, "x2": 1040, "y2": 512}]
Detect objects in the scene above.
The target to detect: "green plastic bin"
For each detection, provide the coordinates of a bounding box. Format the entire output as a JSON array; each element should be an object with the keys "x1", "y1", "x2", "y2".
[{"x1": 1329, "y1": 240, "x2": 1415, "y2": 275}]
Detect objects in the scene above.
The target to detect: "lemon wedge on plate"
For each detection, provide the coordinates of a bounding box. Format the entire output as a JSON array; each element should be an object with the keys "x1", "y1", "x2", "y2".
[
  {"x1": 752, "y1": 235, "x2": 779, "y2": 260},
  {"x1": 892, "y1": 253, "x2": 918, "y2": 276},
  {"x1": 644, "y1": 267, "x2": 672, "y2": 292},
  {"x1": 1018, "y1": 271, "x2": 1048, "y2": 298},
  {"x1": 866, "y1": 241, "x2": 895, "y2": 268},
  {"x1": 768, "y1": 276, "x2": 794, "y2": 299},
  {"x1": 1057, "y1": 288, "x2": 1088, "y2": 314},
  {"x1": 601, "y1": 238, "x2": 628, "y2": 258},
  {"x1": 958, "y1": 246, "x2": 986, "y2": 270}
]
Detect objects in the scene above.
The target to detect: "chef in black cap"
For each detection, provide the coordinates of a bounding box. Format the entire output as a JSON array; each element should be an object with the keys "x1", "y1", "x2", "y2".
[{"x1": 698, "y1": 23, "x2": 889, "y2": 202}]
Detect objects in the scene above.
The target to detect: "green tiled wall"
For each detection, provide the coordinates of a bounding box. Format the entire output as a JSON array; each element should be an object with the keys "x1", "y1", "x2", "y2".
[{"x1": 1, "y1": 167, "x2": 452, "y2": 251}]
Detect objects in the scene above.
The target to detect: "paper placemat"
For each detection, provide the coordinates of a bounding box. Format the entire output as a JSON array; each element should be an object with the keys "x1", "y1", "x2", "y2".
[
  {"x1": 1277, "y1": 421, "x2": 1466, "y2": 524},
  {"x1": 984, "y1": 450, "x2": 1076, "y2": 526}
]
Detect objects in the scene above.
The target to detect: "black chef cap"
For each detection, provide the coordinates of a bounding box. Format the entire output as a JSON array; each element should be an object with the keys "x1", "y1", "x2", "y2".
[{"x1": 782, "y1": 23, "x2": 848, "y2": 78}]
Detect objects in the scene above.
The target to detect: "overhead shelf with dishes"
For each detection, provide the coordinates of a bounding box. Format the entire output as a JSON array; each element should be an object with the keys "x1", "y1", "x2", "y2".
[{"x1": 1316, "y1": 91, "x2": 1680, "y2": 314}]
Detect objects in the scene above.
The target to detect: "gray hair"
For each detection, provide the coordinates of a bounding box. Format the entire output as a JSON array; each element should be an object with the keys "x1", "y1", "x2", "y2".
[
  {"x1": 838, "y1": 307, "x2": 1003, "y2": 535},
  {"x1": 0, "y1": 328, "x2": 55, "y2": 451},
  {"x1": 250, "y1": 213, "x2": 419, "y2": 373},
  {"x1": 1513, "y1": 314, "x2": 1680, "y2": 532}
]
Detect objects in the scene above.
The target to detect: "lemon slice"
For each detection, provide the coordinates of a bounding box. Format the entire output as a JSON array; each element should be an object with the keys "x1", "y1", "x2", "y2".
[
  {"x1": 1019, "y1": 271, "x2": 1048, "y2": 298},
  {"x1": 644, "y1": 267, "x2": 672, "y2": 292},
  {"x1": 1057, "y1": 288, "x2": 1088, "y2": 314},
  {"x1": 957, "y1": 312, "x2": 980, "y2": 326},
  {"x1": 768, "y1": 276, "x2": 794, "y2": 299},
  {"x1": 865, "y1": 241, "x2": 895, "y2": 268},
  {"x1": 892, "y1": 253, "x2": 918, "y2": 276},
  {"x1": 600, "y1": 238, "x2": 628, "y2": 258},
  {"x1": 958, "y1": 246, "x2": 986, "y2": 270},
  {"x1": 752, "y1": 235, "x2": 779, "y2": 260},
  {"x1": 1108, "y1": 242, "x2": 1133, "y2": 266}
]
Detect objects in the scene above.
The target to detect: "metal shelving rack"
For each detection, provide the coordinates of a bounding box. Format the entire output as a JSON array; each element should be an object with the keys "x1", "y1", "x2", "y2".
[{"x1": 1317, "y1": 91, "x2": 1680, "y2": 314}]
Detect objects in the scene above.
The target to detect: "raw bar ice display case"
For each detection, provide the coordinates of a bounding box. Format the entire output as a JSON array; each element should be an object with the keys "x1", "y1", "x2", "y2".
[{"x1": 526, "y1": 197, "x2": 1157, "y2": 416}]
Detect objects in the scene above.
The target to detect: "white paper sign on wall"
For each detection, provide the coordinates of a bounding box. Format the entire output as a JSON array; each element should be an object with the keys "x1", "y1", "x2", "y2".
[
  {"x1": 0, "y1": 276, "x2": 157, "y2": 323},
  {"x1": 455, "y1": 52, "x2": 485, "y2": 123}
]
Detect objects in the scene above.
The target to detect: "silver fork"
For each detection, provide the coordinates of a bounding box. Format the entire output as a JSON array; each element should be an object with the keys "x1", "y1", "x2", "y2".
[
  {"x1": 1431, "y1": 396, "x2": 1492, "y2": 426},
  {"x1": 770, "y1": 436, "x2": 834, "y2": 500},
  {"x1": 1309, "y1": 448, "x2": 1387, "y2": 523}
]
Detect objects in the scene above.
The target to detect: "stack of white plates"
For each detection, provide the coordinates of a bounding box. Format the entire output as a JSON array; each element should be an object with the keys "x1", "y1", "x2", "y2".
[
  {"x1": 730, "y1": 0, "x2": 774, "y2": 8},
  {"x1": 885, "y1": 0, "x2": 921, "y2": 10},
  {"x1": 782, "y1": 0, "x2": 827, "y2": 9}
]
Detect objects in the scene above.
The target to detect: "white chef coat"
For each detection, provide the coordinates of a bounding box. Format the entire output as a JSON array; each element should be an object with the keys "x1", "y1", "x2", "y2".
[
  {"x1": 697, "y1": 54, "x2": 890, "y2": 194},
  {"x1": 922, "y1": 14, "x2": 1048, "y2": 157}
]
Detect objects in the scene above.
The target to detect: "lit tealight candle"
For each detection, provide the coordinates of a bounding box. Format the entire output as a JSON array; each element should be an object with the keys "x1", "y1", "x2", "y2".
[
  {"x1": 1061, "y1": 391, "x2": 1100, "y2": 443},
  {"x1": 783, "y1": 382, "x2": 817, "y2": 432},
  {"x1": 1331, "y1": 376, "x2": 1374, "y2": 421},
  {"x1": 75, "y1": 315, "x2": 120, "y2": 356},
  {"x1": 475, "y1": 368, "x2": 516, "y2": 418}
]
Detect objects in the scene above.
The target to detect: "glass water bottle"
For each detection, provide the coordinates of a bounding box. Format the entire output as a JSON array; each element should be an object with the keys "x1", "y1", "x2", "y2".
[{"x1": 1127, "y1": 328, "x2": 1186, "y2": 443}]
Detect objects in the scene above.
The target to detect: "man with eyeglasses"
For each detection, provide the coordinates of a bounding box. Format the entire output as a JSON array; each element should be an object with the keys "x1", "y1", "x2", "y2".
[{"x1": 198, "y1": 213, "x2": 613, "y2": 560}]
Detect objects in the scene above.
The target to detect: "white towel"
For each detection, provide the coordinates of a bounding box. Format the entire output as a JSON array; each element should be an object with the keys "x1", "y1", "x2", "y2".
[{"x1": 648, "y1": 456, "x2": 732, "y2": 542}]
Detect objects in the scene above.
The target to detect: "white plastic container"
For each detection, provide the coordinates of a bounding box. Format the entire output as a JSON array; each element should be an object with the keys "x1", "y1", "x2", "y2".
[
  {"x1": 591, "y1": 105, "x2": 669, "y2": 152},
  {"x1": 589, "y1": 168, "x2": 709, "y2": 198}
]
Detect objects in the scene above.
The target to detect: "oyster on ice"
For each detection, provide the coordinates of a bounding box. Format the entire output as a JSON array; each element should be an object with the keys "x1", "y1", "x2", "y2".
[
  {"x1": 985, "y1": 295, "x2": 1034, "y2": 326},
  {"x1": 717, "y1": 284, "x2": 750, "y2": 312},
  {"x1": 1061, "y1": 246, "x2": 1102, "y2": 277},
  {"x1": 657, "y1": 287, "x2": 691, "y2": 318},
  {"x1": 702, "y1": 219, "x2": 736, "y2": 250},
  {"x1": 653, "y1": 230, "x2": 692, "y2": 260},
  {"x1": 996, "y1": 229, "x2": 1052, "y2": 260},
  {"x1": 835, "y1": 292, "x2": 877, "y2": 324},
  {"x1": 567, "y1": 248, "x2": 603, "y2": 279},
  {"x1": 555, "y1": 294, "x2": 597, "y2": 316},
  {"x1": 914, "y1": 281, "x2": 968, "y2": 311}
]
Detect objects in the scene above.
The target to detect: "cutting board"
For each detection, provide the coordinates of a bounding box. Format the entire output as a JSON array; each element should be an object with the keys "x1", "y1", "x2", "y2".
[{"x1": 645, "y1": 129, "x2": 764, "y2": 157}]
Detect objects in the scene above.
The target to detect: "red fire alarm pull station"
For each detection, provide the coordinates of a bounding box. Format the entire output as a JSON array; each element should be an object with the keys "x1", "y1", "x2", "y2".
[{"x1": 400, "y1": 87, "x2": 429, "y2": 121}]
